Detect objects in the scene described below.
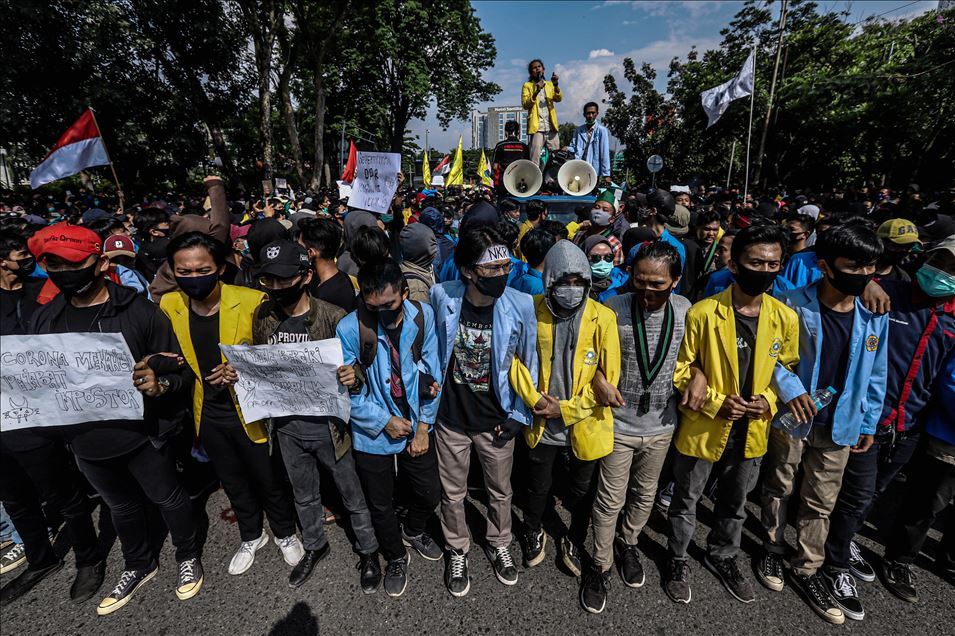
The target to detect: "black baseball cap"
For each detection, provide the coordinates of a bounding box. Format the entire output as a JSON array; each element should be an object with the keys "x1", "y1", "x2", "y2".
[{"x1": 255, "y1": 239, "x2": 311, "y2": 278}]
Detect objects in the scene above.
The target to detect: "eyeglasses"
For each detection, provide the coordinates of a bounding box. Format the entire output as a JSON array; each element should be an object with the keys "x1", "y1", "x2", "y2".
[
  {"x1": 475, "y1": 261, "x2": 512, "y2": 276},
  {"x1": 589, "y1": 254, "x2": 614, "y2": 264}
]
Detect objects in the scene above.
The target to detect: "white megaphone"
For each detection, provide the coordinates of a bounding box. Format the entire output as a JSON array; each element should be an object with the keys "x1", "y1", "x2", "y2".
[
  {"x1": 503, "y1": 159, "x2": 543, "y2": 197},
  {"x1": 557, "y1": 159, "x2": 598, "y2": 196}
]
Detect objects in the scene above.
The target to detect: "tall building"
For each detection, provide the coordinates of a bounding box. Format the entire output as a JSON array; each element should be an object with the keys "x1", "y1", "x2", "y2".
[{"x1": 470, "y1": 106, "x2": 529, "y2": 149}]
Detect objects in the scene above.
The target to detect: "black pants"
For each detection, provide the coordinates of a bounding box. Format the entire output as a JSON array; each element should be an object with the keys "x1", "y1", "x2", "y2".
[
  {"x1": 353, "y1": 442, "x2": 440, "y2": 562},
  {"x1": 199, "y1": 423, "x2": 295, "y2": 542},
  {"x1": 524, "y1": 443, "x2": 598, "y2": 545},
  {"x1": 884, "y1": 446, "x2": 955, "y2": 565},
  {"x1": 0, "y1": 441, "x2": 100, "y2": 570},
  {"x1": 76, "y1": 441, "x2": 197, "y2": 570}
]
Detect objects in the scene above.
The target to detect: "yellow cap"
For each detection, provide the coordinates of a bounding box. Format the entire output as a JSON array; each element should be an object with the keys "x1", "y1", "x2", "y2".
[{"x1": 877, "y1": 218, "x2": 920, "y2": 245}]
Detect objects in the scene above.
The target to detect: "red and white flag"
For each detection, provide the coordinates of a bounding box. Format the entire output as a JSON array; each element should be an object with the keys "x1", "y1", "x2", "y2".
[
  {"x1": 340, "y1": 140, "x2": 358, "y2": 184},
  {"x1": 30, "y1": 109, "x2": 110, "y2": 189},
  {"x1": 433, "y1": 153, "x2": 451, "y2": 175}
]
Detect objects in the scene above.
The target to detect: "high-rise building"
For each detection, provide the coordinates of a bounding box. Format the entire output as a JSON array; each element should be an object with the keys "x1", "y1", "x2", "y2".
[{"x1": 470, "y1": 106, "x2": 529, "y2": 149}]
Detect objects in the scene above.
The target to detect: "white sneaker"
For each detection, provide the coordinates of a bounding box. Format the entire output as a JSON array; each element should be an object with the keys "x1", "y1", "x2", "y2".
[
  {"x1": 275, "y1": 534, "x2": 305, "y2": 566},
  {"x1": 228, "y1": 532, "x2": 269, "y2": 575}
]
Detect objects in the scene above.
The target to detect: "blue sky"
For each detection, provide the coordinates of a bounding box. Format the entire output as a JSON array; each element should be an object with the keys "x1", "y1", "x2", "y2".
[{"x1": 408, "y1": 0, "x2": 938, "y2": 154}]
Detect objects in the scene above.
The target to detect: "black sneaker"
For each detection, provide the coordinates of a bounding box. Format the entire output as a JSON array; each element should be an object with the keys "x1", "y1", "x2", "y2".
[
  {"x1": 175, "y1": 558, "x2": 203, "y2": 601},
  {"x1": 523, "y1": 527, "x2": 547, "y2": 567},
  {"x1": 288, "y1": 544, "x2": 330, "y2": 588},
  {"x1": 791, "y1": 573, "x2": 845, "y2": 625},
  {"x1": 704, "y1": 554, "x2": 755, "y2": 603},
  {"x1": 96, "y1": 565, "x2": 158, "y2": 615},
  {"x1": 561, "y1": 536, "x2": 582, "y2": 577},
  {"x1": 756, "y1": 552, "x2": 785, "y2": 592},
  {"x1": 445, "y1": 548, "x2": 470, "y2": 597},
  {"x1": 383, "y1": 552, "x2": 410, "y2": 598},
  {"x1": 485, "y1": 544, "x2": 518, "y2": 586},
  {"x1": 824, "y1": 570, "x2": 865, "y2": 621},
  {"x1": 881, "y1": 559, "x2": 918, "y2": 603},
  {"x1": 402, "y1": 529, "x2": 442, "y2": 561},
  {"x1": 580, "y1": 567, "x2": 611, "y2": 614},
  {"x1": 849, "y1": 540, "x2": 876, "y2": 582},
  {"x1": 358, "y1": 553, "x2": 381, "y2": 594},
  {"x1": 616, "y1": 540, "x2": 645, "y2": 588},
  {"x1": 71, "y1": 560, "x2": 107, "y2": 603},
  {"x1": 0, "y1": 560, "x2": 64, "y2": 606},
  {"x1": 664, "y1": 558, "x2": 691, "y2": 603}
]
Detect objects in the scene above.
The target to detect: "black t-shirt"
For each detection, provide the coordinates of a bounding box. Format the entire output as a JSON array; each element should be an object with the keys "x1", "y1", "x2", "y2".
[
  {"x1": 268, "y1": 312, "x2": 310, "y2": 344},
  {"x1": 310, "y1": 270, "x2": 356, "y2": 313},
  {"x1": 730, "y1": 308, "x2": 759, "y2": 449},
  {"x1": 189, "y1": 308, "x2": 242, "y2": 428},
  {"x1": 61, "y1": 303, "x2": 106, "y2": 333},
  {"x1": 815, "y1": 303, "x2": 854, "y2": 427},
  {"x1": 438, "y1": 300, "x2": 507, "y2": 432},
  {"x1": 879, "y1": 266, "x2": 911, "y2": 283},
  {"x1": 0, "y1": 287, "x2": 27, "y2": 335},
  {"x1": 492, "y1": 140, "x2": 530, "y2": 191}
]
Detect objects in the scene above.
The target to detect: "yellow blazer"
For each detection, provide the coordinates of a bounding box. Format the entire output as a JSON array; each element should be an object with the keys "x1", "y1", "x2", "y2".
[
  {"x1": 511, "y1": 296, "x2": 621, "y2": 461},
  {"x1": 160, "y1": 284, "x2": 268, "y2": 443},
  {"x1": 521, "y1": 80, "x2": 562, "y2": 135},
  {"x1": 673, "y1": 287, "x2": 799, "y2": 462}
]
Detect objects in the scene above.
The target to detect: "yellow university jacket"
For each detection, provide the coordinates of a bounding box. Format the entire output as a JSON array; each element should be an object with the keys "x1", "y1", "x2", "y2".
[
  {"x1": 511, "y1": 296, "x2": 621, "y2": 461},
  {"x1": 521, "y1": 81, "x2": 562, "y2": 135},
  {"x1": 673, "y1": 287, "x2": 799, "y2": 462},
  {"x1": 160, "y1": 284, "x2": 269, "y2": 443}
]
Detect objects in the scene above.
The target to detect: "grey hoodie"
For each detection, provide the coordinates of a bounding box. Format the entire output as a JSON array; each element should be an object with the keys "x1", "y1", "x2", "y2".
[{"x1": 539, "y1": 240, "x2": 591, "y2": 446}]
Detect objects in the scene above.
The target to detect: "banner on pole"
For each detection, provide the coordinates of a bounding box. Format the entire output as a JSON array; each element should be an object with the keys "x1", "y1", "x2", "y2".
[
  {"x1": 349, "y1": 152, "x2": 401, "y2": 215},
  {"x1": 0, "y1": 333, "x2": 143, "y2": 431}
]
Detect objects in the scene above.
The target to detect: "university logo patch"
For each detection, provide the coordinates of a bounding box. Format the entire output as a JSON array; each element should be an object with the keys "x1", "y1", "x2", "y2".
[
  {"x1": 768, "y1": 338, "x2": 782, "y2": 358},
  {"x1": 584, "y1": 349, "x2": 597, "y2": 365},
  {"x1": 865, "y1": 335, "x2": 879, "y2": 351}
]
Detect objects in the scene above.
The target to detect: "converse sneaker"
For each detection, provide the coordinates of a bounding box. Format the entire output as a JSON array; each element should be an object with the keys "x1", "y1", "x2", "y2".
[
  {"x1": 756, "y1": 552, "x2": 785, "y2": 592},
  {"x1": 445, "y1": 548, "x2": 470, "y2": 597},
  {"x1": 824, "y1": 570, "x2": 865, "y2": 621},
  {"x1": 616, "y1": 540, "x2": 645, "y2": 587},
  {"x1": 664, "y1": 558, "x2": 691, "y2": 603},
  {"x1": 704, "y1": 554, "x2": 755, "y2": 603},
  {"x1": 791, "y1": 572, "x2": 844, "y2": 625},
  {"x1": 561, "y1": 536, "x2": 582, "y2": 577},
  {"x1": 523, "y1": 527, "x2": 547, "y2": 567},
  {"x1": 580, "y1": 567, "x2": 611, "y2": 614},
  {"x1": 486, "y1": 544, "x2": 518, "y2": 586},
  {"x1": 881, "y1": 559, "x2": 918, "y2": 603},
  {"x1": 0, "y1": 543, "x2": 27, "y2": 575},
  {"x1": 175, "y1": 558, "x2": 204, "y2": 601},
  {"x1": 275, "y1": 534, "x2": 305, "y2": 566},
  {"x1": 228, "y1": 531, "x2": 269, "y2": 575},
  {"x1": 402, "y1": 529, "x2": 442, "y2": 561},
  {"x1": 383, "y1": 552, "x2": 410, "y2": 598},
  {"x1": 849, "y1": 540, "x2": 876, "y2": 582},
  {"x1": 96, "y1": 566, "x2": 158, "y2": 615}
]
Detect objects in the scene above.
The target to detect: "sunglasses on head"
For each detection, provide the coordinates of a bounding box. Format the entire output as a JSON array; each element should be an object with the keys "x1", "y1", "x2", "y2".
[{"x1": 589, "y1": 254, "x2": 614, "y2": 264}]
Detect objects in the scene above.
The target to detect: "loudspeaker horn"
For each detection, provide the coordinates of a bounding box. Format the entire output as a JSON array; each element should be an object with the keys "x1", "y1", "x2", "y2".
[
  {"x1": 557, "y1": 159, "x2": 597, "y2": 196},
  {"x1": 502, "y1": 159, "x2": 543, "y2": 197}
]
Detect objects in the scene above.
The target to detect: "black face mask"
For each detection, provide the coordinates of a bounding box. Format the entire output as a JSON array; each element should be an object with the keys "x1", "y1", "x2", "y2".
[
  {"x1": 826, "y1": 264, "x2": 873, "y2": 297},
  {"x1": 12, "y1": 256, "x2": 36, "y2": 279},
  {"x1": 474, "y1": 273, "x2": 508, "y2": 299},
  {"x1": 175, "y1": 272, "x2": 219, "y2": 300},
  {"x1": 734, "y1": 264, "x2": 779, "y2": 296},
  {"x1": 378, "y1": 306, "x2": 403, "y2": 328},
  {"x1": 269, "y1": 280, "x2": 306, "y2": 308},
  {"x1": 48, "y1": 262, "x2": 99, "y2": 298}
]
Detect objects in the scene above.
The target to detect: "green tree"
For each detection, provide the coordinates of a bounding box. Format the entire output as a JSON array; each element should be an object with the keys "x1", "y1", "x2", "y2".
[{"x1": 558, "y1": 121, "x2": 577, "y2": 149}]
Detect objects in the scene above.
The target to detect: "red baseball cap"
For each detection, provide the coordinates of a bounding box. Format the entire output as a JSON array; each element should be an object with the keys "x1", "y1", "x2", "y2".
[
  {"x1": 28, "y1": 222, "x2": 102, "y2": 263},
  {"x1": 103, "y1": 234, "x2": 136, "y2": 258}
]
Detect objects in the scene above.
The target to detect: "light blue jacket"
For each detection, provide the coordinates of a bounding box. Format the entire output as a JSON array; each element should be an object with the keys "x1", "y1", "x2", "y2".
[
  {"x1": 430, "y1": 282, "x2": 539, "y2": 426},
  {"x1": 782, "y1": 251, "x2": 824, "y2": 289},
  {"x1": 336, "y1": 300, "x2": 442, "y2": 455},
  {"x1": 568, "y1": 123, "x2": 612, "y2": 177},
  {"x1": 771, "y1": 281, "x2": 890, "y2": 446}
]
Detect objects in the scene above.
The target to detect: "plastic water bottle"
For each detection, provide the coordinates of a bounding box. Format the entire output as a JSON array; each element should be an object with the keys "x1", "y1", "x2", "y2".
[{"x1": 778, "y1": 386, "x2": 838, "y2": 432}]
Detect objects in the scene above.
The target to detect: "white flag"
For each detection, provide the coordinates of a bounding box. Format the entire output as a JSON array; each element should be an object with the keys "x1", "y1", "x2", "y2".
[{"x1": 700, "y1": 50, "x2": 755, "y2": 128}]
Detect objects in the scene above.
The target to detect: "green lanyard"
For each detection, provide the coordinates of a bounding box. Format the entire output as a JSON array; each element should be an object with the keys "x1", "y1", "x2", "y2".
[
  {"x1": 701, "y1": 239, "x2": 719, "y2": 274},
  {"x1": 630, "y1": 297, "x2": 675, "y2": 415}
]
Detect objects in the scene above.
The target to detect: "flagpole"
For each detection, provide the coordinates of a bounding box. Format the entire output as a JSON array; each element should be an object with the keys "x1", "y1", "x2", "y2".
[
  {"x1": 88, "y1": 108, "x2": 125, "y2": 213},
  {"x1": 743, "y1": 47, "x2": 756, "y2": 202},
  {"x1": 726, "y1": 139, "x2": 737, "y2": 189}
]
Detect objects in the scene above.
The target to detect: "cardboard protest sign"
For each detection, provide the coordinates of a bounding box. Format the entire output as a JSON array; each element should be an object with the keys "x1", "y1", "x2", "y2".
[
  {"x1": 220, "y1": 338, "x2": 351, "y2": 423},
  {"x1": 349, "y1": 152, "x2": 401, "y2": 214},
  {"x1": 0, "y1": 333, "x2": 143, "y2": 431}
]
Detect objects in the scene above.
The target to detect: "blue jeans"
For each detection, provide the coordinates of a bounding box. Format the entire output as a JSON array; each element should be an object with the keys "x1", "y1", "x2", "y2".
[{"x1": 0, "y1": 504, "x2": 23, "y2": 544}]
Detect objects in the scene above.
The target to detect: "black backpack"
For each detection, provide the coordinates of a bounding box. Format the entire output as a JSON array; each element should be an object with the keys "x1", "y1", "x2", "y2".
[{"x1": 356, "y1": 299, "x2": 425, "y2": 369}]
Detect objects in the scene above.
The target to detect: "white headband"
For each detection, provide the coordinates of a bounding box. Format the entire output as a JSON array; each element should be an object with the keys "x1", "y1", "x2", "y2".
[{"x1": 476, "y1": 244, "x2": 510, "y2": 265}]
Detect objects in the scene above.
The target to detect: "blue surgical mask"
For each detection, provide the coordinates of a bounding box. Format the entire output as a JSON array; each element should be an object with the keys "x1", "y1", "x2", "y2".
[
  {"x1": 591, "y1": 260, "x2": 613, "y2": 279},
  {"x1": 916, "y1": 263, "x2": 955, "y2": 298}
]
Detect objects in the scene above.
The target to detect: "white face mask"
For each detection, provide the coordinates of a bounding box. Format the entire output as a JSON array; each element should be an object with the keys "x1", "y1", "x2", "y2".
[{"x1": 552, "y1": 285, "x2": 585, "y2": 309}]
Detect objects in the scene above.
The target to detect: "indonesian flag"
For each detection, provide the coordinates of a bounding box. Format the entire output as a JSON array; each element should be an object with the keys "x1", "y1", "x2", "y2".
[
  {"x1": 340, "y1": 140, "x2": 358, "y2": 184},
  {"x1": 433, "y1": 153, "x2": 451, "y2": 175},
  {"x1": 30, "y1": 109, "x2": 110, "y2": 189}
]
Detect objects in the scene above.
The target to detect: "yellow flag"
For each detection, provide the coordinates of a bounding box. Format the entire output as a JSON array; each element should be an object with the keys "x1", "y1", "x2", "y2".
[
  {"x1": 477, "y1": 149, "x2": 492, "y2": 186},
  {"x1": 445, "y1": 135, "x2": 464, "y2": 186},
  {"x1": 422, "y1": 149, "x2": 431, "y2": 188}
]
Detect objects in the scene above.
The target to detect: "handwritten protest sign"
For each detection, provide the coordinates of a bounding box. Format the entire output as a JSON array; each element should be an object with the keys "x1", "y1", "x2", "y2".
[
  {"x1": 220, "y1": 338, "x2": 351, "y2": 423},
  {"x1": 348, "y1": 151, "x2": 401, "y2": 214},
  {"x1": 0, "y1": 333, "x2": 143, "y2": 432}
]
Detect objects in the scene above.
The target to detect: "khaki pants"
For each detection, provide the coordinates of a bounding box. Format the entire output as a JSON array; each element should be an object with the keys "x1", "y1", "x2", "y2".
[
  {"x1": 529, "y1": 130, "x2": 560, "y2": 168},
  {"x1": 761, "y1": 425, "x2": 850, "y2": 576},
  {"x1": 436, "y1": 424, "x2": 514, "y2": 552},
  {"x1": 591, "y1": 431, "x2": 672, "y2": 570}
]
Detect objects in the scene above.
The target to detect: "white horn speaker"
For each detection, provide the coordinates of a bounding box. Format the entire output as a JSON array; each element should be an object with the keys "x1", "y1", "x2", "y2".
[
  {"x1": 557, "y1": 159, "x2": 597, "y2": 196},
  {"x1": 503, "y1": 159, "x2": 542, "y2": 197}
]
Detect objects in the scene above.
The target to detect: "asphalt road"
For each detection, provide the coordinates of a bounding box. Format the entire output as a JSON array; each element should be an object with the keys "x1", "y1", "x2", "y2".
[{"x1": 2, "y1": 484, "x2": 952, "y2": 635}]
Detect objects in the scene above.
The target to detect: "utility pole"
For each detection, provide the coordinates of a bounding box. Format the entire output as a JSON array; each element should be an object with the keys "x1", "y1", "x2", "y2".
[
  {"x1": 753, "y1": 0, "x2": 788, "y2": 187},
  {"x1": 425, "y1": 129, "x2": 430, "y2": 155}
]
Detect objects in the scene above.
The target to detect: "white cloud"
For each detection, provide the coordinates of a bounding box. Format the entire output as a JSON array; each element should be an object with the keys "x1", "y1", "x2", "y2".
[
  {"x1": 588, "y1": 48, "x2": 615, "y2": 59},
  {"x1": 596, "y1": 0, "x2": 733, "y2": 19}
]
